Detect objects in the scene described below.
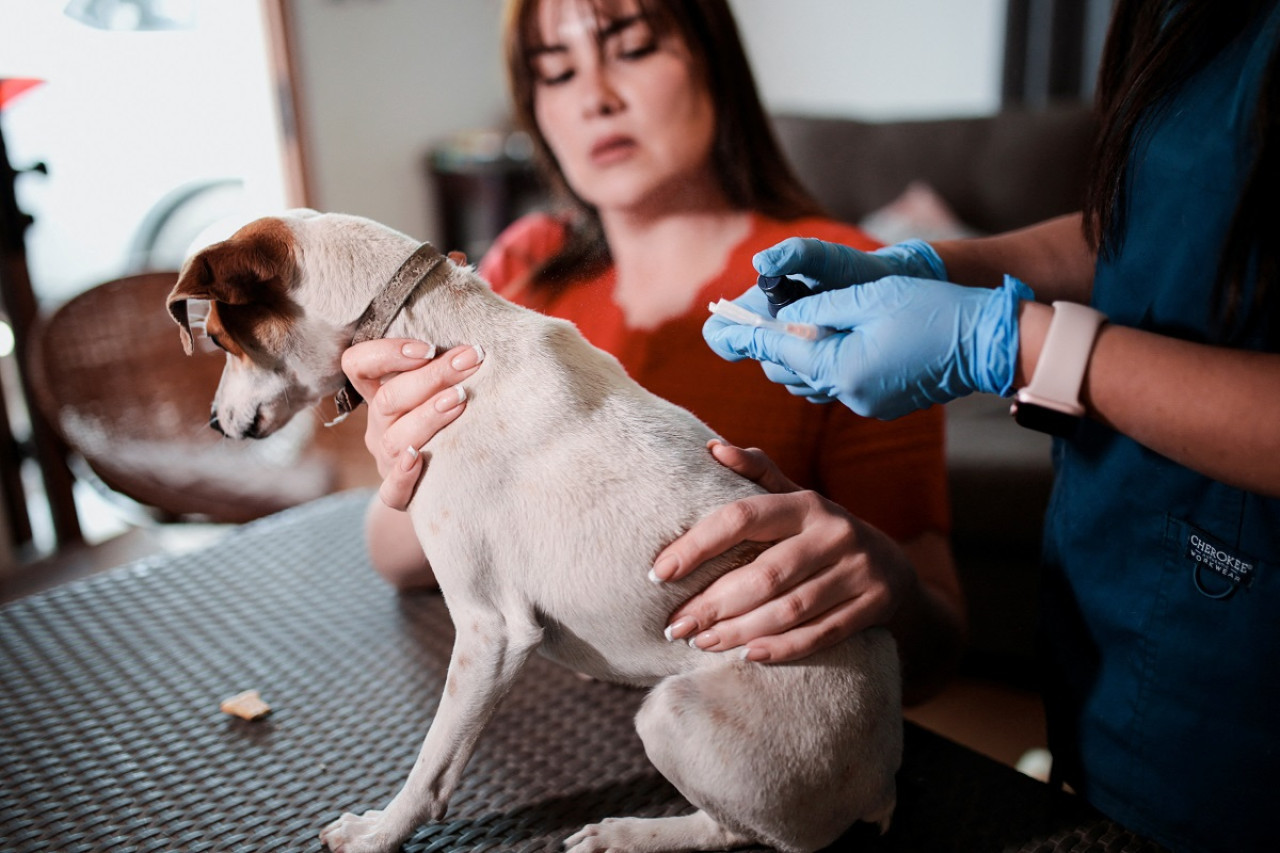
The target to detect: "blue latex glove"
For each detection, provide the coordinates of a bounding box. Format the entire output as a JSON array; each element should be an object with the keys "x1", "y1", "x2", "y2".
[
  {"x1": 704, "y1": 238, "x2": 950, "y2": 401},
  {"x1": 704, "y1": 274, "x2": 1034, "y2": 420},
  {"x1": 752, "y1": 237, "x2": 948, "y2": 292}
]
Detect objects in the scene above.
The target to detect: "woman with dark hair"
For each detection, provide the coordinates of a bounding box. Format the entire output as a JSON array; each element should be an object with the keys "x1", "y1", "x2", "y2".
[
  {"x1": 495, "y1": 0, "x2": 824, "y2": 288},
  {"x1": 343, "y1": 0, "x2": 965, "y2": 704},
  {"x1": 700, "y1": 1, "x2": 1279, "y2": 849}
]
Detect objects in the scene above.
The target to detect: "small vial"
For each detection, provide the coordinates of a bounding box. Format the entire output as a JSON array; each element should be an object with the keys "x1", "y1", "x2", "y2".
[{"x1": 756, "y1": 274, "x2": 810, "y2": 316}]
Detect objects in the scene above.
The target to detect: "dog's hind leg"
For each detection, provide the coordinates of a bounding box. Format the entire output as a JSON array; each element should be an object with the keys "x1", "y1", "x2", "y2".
[
  {"x1": 320, "y1": 608, "x2": 543, "y2": 853},
  {"x1": 563, "y1": 811, "x2": 753, "y2": 853},
  {"x1": 629, "y1": 639, "x2": 900, "y2": 853}
]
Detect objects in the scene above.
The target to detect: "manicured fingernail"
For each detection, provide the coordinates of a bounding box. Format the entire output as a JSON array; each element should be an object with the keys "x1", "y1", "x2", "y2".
[
  {"x1": 451, "y1": 344, "x2": 485, "y2": 370},
  {"x1": 745, "y1": 647, "x2": 770, "y2": 663},
  {"x1": 435, "y1": 385, "x2": 467, "y2": 412},
  {"x1": 689, "y1": 630, "x2": 719, "y2": 651},
  {"x1": 401, "y1": 446, "x2": 420, "y2": 471},
  {"x1": 651, "y1": 554, "x2": 678, "y2": 583},
  {"x1": 402, "y1": 342, "x2": 437, "y2": 359},
  {"x1": 664, "y1": 617, "x2": 696, "y2": 643}
]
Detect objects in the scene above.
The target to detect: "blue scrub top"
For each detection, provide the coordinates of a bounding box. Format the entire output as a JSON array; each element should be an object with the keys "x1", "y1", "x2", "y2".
[{"x1": 1040, "y1": 4, "x2": 1280, "y2": 851}]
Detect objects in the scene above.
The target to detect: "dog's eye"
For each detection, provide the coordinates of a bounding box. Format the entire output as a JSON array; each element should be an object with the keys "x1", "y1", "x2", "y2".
[{"x1": 208, "y1": 333, "x2": 229, "y2": 352}]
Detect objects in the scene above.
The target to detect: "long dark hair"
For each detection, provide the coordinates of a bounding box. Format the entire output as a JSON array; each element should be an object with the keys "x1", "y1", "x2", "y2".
[
  {"x1": 1084, "y1": 0, "x2": 1279, "y2": 345},
  {"x1": 501, "y1": 0, "x2": 823, "y2": 290}
]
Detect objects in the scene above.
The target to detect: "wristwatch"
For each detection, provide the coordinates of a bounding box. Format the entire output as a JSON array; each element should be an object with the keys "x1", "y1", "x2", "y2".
[{"x1": 1010, "y1": 300, "x2": 1106, "y2": 437}]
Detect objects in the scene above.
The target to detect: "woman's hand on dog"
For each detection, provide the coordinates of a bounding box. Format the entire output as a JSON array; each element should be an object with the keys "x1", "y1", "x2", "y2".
[
  {"x1": 342, "y1": 338, "x2": 485, "y2": 510},
  {"x1": 651, "y1": 441, "x2": 917, "y2": 663}
]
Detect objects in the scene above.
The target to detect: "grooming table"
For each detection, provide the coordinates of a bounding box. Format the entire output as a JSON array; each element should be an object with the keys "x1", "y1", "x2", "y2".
[{"x1": 0, "y1": 491, "x2": 1166, "y2": 852}]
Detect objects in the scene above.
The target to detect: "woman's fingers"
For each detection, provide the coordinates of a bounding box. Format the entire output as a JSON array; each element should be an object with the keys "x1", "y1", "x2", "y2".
[
  {"x1": 341, "y1": 338, "x2": 439, "y2": 402},
  {"x1": 662, "y1": 493, "x2": 843, "y2": 629},
  {"x1": 681, "y1": 561, "x2": 894, "y2": 660},
  {"x1": 651, "y1": 490, "x2": 809, "y2": 584},
  {"x1": 706, "y1": 440, "x2": 801, "y2": 494},
  {"x1": 368, "y1": 340, "x2": 486, "y2": 420},
  {"x1": 737, "y1": 598, "x2": 872, "y2": 663},
  {"x1": 649, "y1": 443, "x2": 799, "y2": 584},
  {"x1": 342, "y1": 338, "x2": 485, "y2": 501},
  {"x1": 657, "y1": 489, "x2": 916, "y2": 662},
  {"x1": 374, "y1": 384, "x2": 473, "y2": 509},
  {"x1": 666, "y1": 526, "x2": 828, "y2": 625},
  {"x1": 378, "y1": 445, "x2": 425, "y2": 511},
  {"x1": 374, "y1": 381, "x2": 471, "y2": 473}
]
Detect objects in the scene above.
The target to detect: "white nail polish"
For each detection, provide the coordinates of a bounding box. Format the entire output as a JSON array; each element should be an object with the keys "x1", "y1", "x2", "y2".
[
  {"x1": 473, "y1": 344, "x2": 486, "y2": 364},
  {"x1": 400, "y1": 444, "x2": 423, "y2": 473},
  {"x1": 688, "y1": 637, "x2": 701, "y2": 650},
  {"x1": 663, "y1": 623, "x2": 678, "y2": 642},
  {"x1": 455, "y1": 385, "x2": 468, "y2": 405},
  {"x1": 647, "y1": 568, "x2": 663, "y2": 585},
  {"x1": 402, "y1": 342, "x2": 437, "y2": 359}
]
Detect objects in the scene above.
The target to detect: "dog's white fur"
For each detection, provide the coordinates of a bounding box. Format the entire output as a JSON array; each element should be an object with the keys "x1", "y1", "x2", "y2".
[{"x1": 169, "y1": 211, "x2": 902, "y2": 853}]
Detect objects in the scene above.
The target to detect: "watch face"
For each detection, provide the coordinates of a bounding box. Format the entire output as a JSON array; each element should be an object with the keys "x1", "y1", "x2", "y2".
[{"x1": 1011, "y1": 400, "x2": 1081, "y2": 438}]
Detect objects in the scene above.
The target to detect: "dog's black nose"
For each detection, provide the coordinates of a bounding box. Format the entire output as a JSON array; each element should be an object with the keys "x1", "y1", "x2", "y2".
[{"x1": 209, "y1": 409, "x2": 225, "y2": 436}]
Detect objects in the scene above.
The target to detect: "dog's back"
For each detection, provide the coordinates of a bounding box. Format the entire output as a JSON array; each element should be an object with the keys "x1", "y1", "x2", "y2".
[{"x1": 395, "y1": 294, "x2": 770, "y2": 685}]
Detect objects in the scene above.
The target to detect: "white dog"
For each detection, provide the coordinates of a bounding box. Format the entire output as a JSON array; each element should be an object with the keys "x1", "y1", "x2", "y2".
[{"x1": 167, "y1": 210, "x2": 902, "y2": 853}]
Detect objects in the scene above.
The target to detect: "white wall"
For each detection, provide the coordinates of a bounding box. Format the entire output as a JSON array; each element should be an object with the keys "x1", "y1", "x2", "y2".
[
  {"x1": 289, "y1": 0, "x2": 1007, "y2": 245},
  {"x1": 289, "y1": 0, "x2": 511, "y2": 244},
  {"x1": 731, "y1": 0, "x2": 1006, "y2": 119}
]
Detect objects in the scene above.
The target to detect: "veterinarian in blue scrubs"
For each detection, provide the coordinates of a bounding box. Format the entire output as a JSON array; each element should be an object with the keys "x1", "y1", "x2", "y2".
[{"x1": 686, "y1": 1, "x2": 1280, "y2": 850}]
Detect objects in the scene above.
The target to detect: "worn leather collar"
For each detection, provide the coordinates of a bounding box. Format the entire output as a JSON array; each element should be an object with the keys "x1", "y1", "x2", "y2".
[{"x1": 330, "y1": 243, "x2": 448, "y2": 423}]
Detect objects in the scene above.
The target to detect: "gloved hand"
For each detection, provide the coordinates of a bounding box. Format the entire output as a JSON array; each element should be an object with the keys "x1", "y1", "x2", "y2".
[
  {"x1": 704, "y1": 237, "x2": 951, "y2": 397},
  {"x1": 704, "y1": 274, "x2": 1034, "y2": 420},
  {"x1": 752, "y1": 237, "x2": 948, "y2": 292}
]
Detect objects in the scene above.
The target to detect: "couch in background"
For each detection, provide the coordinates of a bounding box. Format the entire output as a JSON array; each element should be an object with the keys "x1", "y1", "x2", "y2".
[
  {"x1": 771, "y1": 105, "x2": 1096, "y2": 235},
  {"x1": 771, "y1": 105, "x2": 1098, "y2": 680}
]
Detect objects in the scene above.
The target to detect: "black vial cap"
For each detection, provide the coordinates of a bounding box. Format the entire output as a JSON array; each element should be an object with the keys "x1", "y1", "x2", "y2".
[{"x1": 756, "y1": 274, "x2": 810, "y2": 316}]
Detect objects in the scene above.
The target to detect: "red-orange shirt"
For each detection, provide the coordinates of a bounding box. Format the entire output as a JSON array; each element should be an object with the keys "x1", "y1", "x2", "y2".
[{"x1": 478, "y1": 212, "x2": 950, "y2": 542}]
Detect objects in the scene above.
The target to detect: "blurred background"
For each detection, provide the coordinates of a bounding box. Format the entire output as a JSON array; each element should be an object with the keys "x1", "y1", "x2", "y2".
[{"x1": 1, "y1": 0, "x2": 1113, "y2": 769}]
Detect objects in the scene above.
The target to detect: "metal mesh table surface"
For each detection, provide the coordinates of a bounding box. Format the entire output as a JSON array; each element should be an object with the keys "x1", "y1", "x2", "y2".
[{"x1": 1, "y1": 491, "x2": 1165, "y2": 852}]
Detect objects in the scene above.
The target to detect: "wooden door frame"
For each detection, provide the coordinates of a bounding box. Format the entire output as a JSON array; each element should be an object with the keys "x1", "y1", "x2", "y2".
[{"x1": 260, "y1": 0, "x2": 314, "y2": 208}]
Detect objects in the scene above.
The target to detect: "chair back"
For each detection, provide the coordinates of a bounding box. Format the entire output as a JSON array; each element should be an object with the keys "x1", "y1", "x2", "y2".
[{"x1": 26, "y1": 272, "x2": 370, "y2": 523}]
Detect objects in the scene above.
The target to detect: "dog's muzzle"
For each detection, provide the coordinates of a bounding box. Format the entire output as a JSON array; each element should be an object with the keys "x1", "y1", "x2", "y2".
[{"x1": 209, "y1": 406, "x2": 266, "y2": 439}]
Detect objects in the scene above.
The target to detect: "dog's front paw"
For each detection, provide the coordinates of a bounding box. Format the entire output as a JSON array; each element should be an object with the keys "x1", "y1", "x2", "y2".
[
  {"x1": 564, "y1": 818, "x2": 621, "y2": 853},
  {"x1": 565, "y1": 814, "x2": 752, "y2": 853},
  {"x1": 564, "y1": 817, "x2": 658, "y2": 853},
  {"x1": 319, "y1": 810, "x2": 397, "y2": 853}
]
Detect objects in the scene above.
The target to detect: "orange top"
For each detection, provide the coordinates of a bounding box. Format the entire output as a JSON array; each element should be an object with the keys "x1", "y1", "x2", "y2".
[{"x1": 478, "y1": 212, "x2": 950, "y2": 542}]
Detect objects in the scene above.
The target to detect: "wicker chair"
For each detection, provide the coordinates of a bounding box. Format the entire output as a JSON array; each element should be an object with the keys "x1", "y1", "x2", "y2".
[{"x1": 26, "y1": 272, "x2": 376, "y2": 524}]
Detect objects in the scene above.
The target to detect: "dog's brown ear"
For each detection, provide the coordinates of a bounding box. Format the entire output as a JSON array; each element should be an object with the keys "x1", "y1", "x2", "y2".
[{"x1": 166, "y1": 218, "x2": 295, "y2": 354}]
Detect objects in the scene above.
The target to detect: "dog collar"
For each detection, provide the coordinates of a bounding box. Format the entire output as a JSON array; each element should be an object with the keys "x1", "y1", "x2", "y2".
[{"x1": 330, "y1": 242, "x2": 449, "y2": 423}]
